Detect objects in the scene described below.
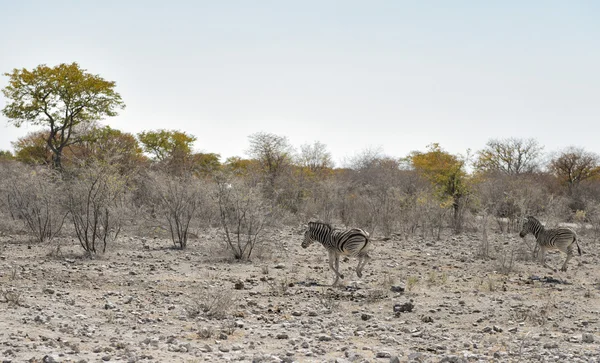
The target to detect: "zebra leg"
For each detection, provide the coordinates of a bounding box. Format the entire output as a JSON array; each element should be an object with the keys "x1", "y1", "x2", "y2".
[
  {"x1": 560, "y1": 245, "x2": 574, "y2": 272},
  {"x1": 329, "y1": 251, "x2": 342, "y2": 286},
  {"x1": 356, "y1": 253, "x2": 370, "y2": 278},
  {"x1": 539, "y1": 247, "x2": 552, "y2": 270},
  {"x1": 336, "y1": 255, "x2": 344, "y2": 280}
]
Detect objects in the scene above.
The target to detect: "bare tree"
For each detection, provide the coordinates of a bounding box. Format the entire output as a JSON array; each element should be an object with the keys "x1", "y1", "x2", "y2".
[
  {"x1": 474, "y1": 138, "x2": 543, "y2": 175},
  {"x1": 549, "y1": 146, "x2": 600, "y2": 193},
  {"x1": 297, "y1": 141, "x2": 334, "y2": 174},
  {"x1": 214, "y1": 174, "x2": 269, "y2": 260},
  {"x1": 2, "y1": 165, "x2": 67, "y2": 242},
  {"x1": 65, "y1": 164, "x2": 127, "y2": 257},
  {"x1": 147, "y1": 172, "x2": 210, "y2": 249},
  {"x1": 247, "y1": 132, "x2": 294, "y2": 191}
]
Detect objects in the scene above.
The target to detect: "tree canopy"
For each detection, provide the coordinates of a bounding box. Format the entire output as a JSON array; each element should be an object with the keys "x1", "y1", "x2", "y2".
[
  {"x1": 2, "y1": 62, "x2": 125, "y2": 169},
  {"x1": 137, "y1": 129, "x2": 197, "y2": 161},
  {"x1": 549, "y1": 147, "x2": 600, "y2": 191},
  {"x1": 474, "y1": 138, "x2": 543, "y2": 175}
]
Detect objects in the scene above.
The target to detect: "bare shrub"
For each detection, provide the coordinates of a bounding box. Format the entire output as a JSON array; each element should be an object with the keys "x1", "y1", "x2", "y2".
[
  {"x1": 511, "y1": 299, "x2": 553, "y2": 326},
  {"x1": 494, "y1": 247, "x2": 517, "y2": 275},
  {"x1": 1, "y1": 288, "x2": 23, "y2": 306},
  {"x1": 214, "y1": 175, "x2": 269, "y2": 260},
  {"x1": 0, "y1": 164, "x2": 67, "y2": 242},
  {"x1": 187, "y1": 288, "x2": 234, "y2": 320},
  {"x1": 415, "y1": 192, "x2": 451, "y2": 240},
  {"x1": 317, "y1": 288, "x2": 340, "y2": 311},
  {"x1": 145, "y1": 172, "x2": 211, "y2": 249},
  {"x1": 65, "y1": 164, "x2": 128, "y2": 257}
]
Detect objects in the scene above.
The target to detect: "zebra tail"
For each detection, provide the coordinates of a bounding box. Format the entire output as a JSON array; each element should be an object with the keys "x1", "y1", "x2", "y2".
[{"x1": 576, "y1": 240, "x2": 582, "y2": 256}]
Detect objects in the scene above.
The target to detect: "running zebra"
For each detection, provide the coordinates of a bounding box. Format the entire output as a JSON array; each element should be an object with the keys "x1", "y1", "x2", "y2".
[
  {"x1": 519, "y1": 216, "x2": 581, "y2": 272},
  {"x1": 301, "y1": 221, "x2": 371, "y2": 286}
]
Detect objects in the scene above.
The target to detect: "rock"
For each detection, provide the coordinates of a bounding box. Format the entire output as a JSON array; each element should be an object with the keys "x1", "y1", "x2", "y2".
[
  {"x1": 408, "y1": 352, "x2": 422, "y2": 361},
  {"x1": 276, "y1": 333, "x2": 289, "y2": 339},
  {"x1": 393, "y1": 300, "x2": 414, "y2": 313},
  {"x1": 439, "y1": 356, "x2": 466, "y2": 363},
  {"x1": 43, "y1": 288, "x2": 55, "y2": 295},
  {"x1": 318, "y1": 334, "x2": 332, "y2": 341},
  {"x1": 274, "y1": 263, "x2": 285, "y2": 269},
  {"x1": 234, "y1": 281, "x2": 244, "y2": 290},
  {"x1": 582, "y1": 333, "x2": 594, "y2": 343},
  {"x1": 361, "y1": 313, "x2": 373, "y2": 321},
  {"x1": 390, "y1": 285, "x2": 405, "y2": 293},
  {"x1": 375, "y1": 351, "x2": 391, "y2": 358},
  {"x1": 390, "y1": 356, "x2": 401, "y2": 363}
]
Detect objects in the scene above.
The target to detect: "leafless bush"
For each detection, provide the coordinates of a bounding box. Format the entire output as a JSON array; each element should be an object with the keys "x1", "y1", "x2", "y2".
[
  {"x1": 511, "y1": 299, "x2": 553, "y2": 326},
  {"x1": 300, "y1": 178, "x2": 341, "y2": 224},
  {"x1": 214, "y1": 175, "x2": 269, "y2": 260},
  {"x1": 0, "y1": 164, "x2": 67, "y2": 242},
  {"x1": 494, "y1": 247, "x2": 517, "y2": 275},
  {"x1": 146, "y1": 172, "x2": 211, "y2": 249},
  {"x1": 415, "y1": 192, "x2": 450, "y2": 240},
  {"x1": 65, "y1": 164, "x2": 128, "y2": 257},
  {"x1": 197, "y1": 326, "x2": 214, "y2": 339},
  {"x1": 1, "y1": 288, "x2": 23, "y2": 306},
  {"x1": 187, "y1": 288, "x2": 235, "y2": 320},
  {"x1": 317, "y1": 288, "x2": 340, "y2": 311}
]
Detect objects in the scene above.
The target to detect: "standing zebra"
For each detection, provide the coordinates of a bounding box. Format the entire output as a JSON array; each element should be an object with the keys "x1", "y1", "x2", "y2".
[
  {"x1": 519, "y1": 216, "x2": 581, "y2": 272},
  {"x1": 301, "y1": 221, "x2": 371, "y2": 286}
]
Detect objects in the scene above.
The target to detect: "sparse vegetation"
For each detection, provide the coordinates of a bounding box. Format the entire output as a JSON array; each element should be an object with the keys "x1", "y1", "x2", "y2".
[
  {"x1": 317, "y1": 288, "x2": 340, "y2": 311},
  {"x1": 65, "y1": 164, "x2": 127, "y2": 257},
  {"x1": 406, "y1": 276, "x2": 419, "y2": 291},
  {"x1": 187, "y1": 288, "x2": 235, "y2": 320}
]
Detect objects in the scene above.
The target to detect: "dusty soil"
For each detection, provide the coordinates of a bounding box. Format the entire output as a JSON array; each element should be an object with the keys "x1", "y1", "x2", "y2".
[{"x1": 0, "y1": 227, "x2": 599, "y2": 363}]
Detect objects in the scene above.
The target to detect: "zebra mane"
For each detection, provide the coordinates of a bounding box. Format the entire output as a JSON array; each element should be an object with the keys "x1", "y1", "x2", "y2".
[
  {"x1": 526, "y1": 216, "x2": 544, "y2": 229},
  {"x1": 309, "y1": 221, "x2": 333, "y2": 231}
]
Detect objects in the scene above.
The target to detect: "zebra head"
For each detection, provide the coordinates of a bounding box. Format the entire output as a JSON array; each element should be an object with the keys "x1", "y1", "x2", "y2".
[
  {"x1": 301, "y1": 222, "x2": 316, "y2": 248},
  {"x1": 519, "y1": 216, "x2": 538, "y2": 238},
  {"x1": 301, "y1": 229, "x2": 314, "y2": 248}
]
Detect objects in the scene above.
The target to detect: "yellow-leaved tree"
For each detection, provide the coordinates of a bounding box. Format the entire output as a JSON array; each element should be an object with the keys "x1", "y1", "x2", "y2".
[
  {"x1": 2, "y1": 62, "x2": 125, "y2": 169},
  {"x1": 408, "y1": 143, "x2": 470, "y2": 233}
]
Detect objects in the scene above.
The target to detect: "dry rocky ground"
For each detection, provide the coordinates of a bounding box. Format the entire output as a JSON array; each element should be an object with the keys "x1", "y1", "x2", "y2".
[{"x1": 0, "y1": 226, "x2": 599, "y2": 363}]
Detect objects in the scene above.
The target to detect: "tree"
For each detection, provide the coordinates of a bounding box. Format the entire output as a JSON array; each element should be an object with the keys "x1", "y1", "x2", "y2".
[
  {"x1": 409, "y1": 143, "x2": 469, "y2": 232},
  {"x1": 137, "y1": 129, "x2": 196, "y2": 161},
  {"x1": 12, "y1": 130, "x2": 53, "y2": 165},
  {"x1": 297, "y1": 141, "x2": 334, "y2": 175},
  {"x1": 246, "y1": 132, "x2": 294, "y2": 190},
  {"x1": 474, "y1": 138, "x2": 543, "y2": 175},
  {"x1": 73, "y1": 126, "x2": 145, "y2": 170},
  {"x1": 2, "y1": 62, "x2": 125, "y2": 169},
  {"x1": 189, "y1": 152, "x2": 221, "y2": 175},
  {"x1": 0, "y1": 150, "x2": 13, "y2": 161},
  {"x1": 549, "y1": 147, "x2": 600, "y2": 193},
  {"x1": 138, "y1": 129, "x2": 198, "y2": 175}
]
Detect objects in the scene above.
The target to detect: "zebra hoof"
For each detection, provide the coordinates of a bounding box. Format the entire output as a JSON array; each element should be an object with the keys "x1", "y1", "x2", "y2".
[
  {"x1": 560, "y1": 267, "x2": 568, "y2": 272},
  {"x1": 357, "y1": 271, "x2": 363, "y2": 278}
]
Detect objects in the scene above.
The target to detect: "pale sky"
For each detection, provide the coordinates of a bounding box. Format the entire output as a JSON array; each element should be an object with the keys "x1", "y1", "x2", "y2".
[{"x1": 0, "y1": 1, "x2": 598, "y2": 166}]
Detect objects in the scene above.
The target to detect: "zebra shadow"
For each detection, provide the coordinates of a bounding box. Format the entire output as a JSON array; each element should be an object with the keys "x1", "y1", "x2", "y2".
[
  {"x1": 295, "y1": 280, "x2": 363, "y2": 291},
  {"x1": 528, "y1": 275, "x2": 572, "y2": 285}
]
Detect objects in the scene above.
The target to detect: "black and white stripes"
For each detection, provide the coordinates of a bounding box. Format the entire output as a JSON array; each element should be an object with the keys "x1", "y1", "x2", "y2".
[
  {"x1": 519, "y1": 216, "x2": 581, "y2": 272},
  {"x1": 302, "y1": 221, "x2": 371, "y2": 286}
]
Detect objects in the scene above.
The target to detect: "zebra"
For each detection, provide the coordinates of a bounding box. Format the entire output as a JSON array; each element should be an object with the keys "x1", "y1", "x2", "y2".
[
  {"x1": 301, "y1": 221, "x2": 371, "y2": 286},
  {"x1": 519, "y1": 216, "x2": 581, "y2": 272}
]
